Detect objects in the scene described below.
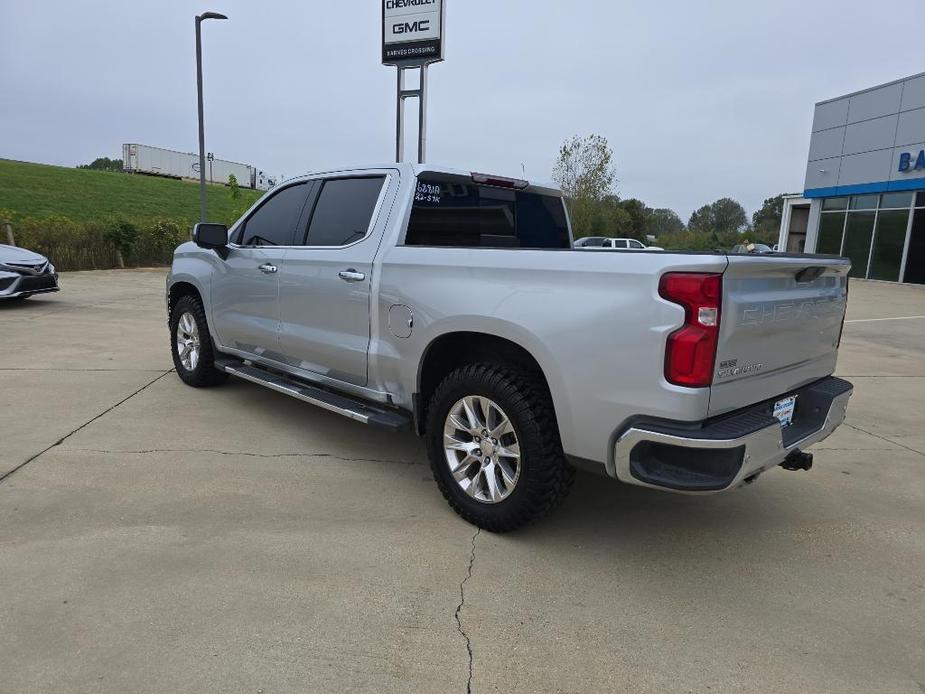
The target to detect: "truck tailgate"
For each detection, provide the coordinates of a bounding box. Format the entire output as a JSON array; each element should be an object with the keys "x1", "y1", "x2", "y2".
[{"x1": 709, "y1": 255, "x2": 851, "y2": 417}]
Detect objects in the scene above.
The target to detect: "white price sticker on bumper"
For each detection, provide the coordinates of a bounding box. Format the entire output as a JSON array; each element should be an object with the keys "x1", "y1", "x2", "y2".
[{"x1": 773, "y1": 396, "x2": 797, "y2": 427}]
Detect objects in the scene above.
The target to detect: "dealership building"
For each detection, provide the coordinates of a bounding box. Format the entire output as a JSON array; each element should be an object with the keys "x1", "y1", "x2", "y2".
[{"x1": 779, "y1": 72, "x2": 925, "y2": 284}]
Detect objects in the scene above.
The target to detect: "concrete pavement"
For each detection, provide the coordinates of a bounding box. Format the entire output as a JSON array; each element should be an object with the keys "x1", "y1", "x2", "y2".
[{"x1": 1, "y1": 270, "x2": 923, "y2": 693}]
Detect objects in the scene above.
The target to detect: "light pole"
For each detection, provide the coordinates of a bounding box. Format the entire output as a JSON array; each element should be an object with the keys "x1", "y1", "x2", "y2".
[{"x1": 195, "y1": 11, "x2": 227, "y2": 223}]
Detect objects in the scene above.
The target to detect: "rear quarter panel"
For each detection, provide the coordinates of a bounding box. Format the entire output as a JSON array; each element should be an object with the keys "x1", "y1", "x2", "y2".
[{"x1": 374, "y1": 247, "x2": 728, "y2": 465}]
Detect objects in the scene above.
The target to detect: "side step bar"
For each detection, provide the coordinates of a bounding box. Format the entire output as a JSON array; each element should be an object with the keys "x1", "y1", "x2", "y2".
[{"x1": 215, "y1": 358, "x2": 411, "y2": 432}]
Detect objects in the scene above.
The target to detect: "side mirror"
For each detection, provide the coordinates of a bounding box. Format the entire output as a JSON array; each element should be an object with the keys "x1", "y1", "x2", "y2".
[{"x1": 193, "y1": 223, "x2": 229, "y2": 250}]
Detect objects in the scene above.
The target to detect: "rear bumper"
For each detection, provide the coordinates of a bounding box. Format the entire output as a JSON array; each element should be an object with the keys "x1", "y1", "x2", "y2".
[{"x1": 612, "y1": 376, "x2": 853, "y2": 493}]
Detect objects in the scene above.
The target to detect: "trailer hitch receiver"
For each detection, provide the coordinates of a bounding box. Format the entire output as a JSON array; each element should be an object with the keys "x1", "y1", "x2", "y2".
[{"x1": 780, "y1": 449, "x2": 813, "y2": 472}]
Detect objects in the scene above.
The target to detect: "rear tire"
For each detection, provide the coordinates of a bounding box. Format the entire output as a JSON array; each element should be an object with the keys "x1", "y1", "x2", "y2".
[
  {"x1": 425, "y1": 363, "x2": 575, "y2": 532},
  {"x1": 169, "y1": 295, "x2": 228, "y2": 387}
]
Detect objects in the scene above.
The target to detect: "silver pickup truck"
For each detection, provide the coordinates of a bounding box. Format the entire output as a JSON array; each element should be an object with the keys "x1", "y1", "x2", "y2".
[{"x1": 167, "y1": 163, "x2": 853, "y2": 531}]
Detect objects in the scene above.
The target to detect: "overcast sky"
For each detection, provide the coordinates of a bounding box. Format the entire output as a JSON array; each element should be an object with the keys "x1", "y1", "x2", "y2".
[{"x1": 2, "y1": 0, "x2": 924, "y2": 220}]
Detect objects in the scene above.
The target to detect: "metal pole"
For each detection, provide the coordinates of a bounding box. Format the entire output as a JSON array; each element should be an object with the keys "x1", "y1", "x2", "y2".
[
  {"x1": 3, "y1": 221, "x2": 15, "y2": 247},
  {"x1": 417, "y1": 65, "x2": 428, "y2": 164},
  {"x1": 395, "y1": 68, "x2": 405, "y2": 163},
  {"x1": 195, "y1": 16, "x2": 207, "y2": 223}
]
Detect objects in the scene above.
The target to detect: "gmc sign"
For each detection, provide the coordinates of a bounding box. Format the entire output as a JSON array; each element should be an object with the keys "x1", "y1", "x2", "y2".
[
  {"x1": 394, "y1": 20, "x2": 431, "y2": 35},
  {"x1": 382, "y1": 0, "x2": 444, "y2": 66}
]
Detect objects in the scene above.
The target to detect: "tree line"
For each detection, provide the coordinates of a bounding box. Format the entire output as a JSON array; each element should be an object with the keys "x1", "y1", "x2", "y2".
[
  {"x1": 77, "y1": 157, "x2": 123, "y2": 172},
  {"x1": 552, "y1": 134, "x2": 787, "y2": 249}
]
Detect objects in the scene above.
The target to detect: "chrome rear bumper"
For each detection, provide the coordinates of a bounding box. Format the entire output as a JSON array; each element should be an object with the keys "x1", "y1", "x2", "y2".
[{"x1": 612, "y1": 377, "x2": 853, "y2": 493}]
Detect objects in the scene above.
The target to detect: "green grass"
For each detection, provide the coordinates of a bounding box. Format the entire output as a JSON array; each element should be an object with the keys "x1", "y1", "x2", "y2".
[{"x1": 0, "y1": 158, "x2": 262, "y2": 225}]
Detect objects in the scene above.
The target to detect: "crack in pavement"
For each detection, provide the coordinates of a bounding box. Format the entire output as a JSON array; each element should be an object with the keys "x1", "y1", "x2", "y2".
[
  {"x1": 63, "y1": 447, "x2": 424, "y2": 466},
  {"x1": 0, "y1": 370, "x2": 174, "y2": 485},
  {"x1": 844, "y1": 423, "x2": 925, "y2": 458},
  {"x1": 455, "y1": 527, "x2": 480, "y2": 694},
  {"x1": 0, "y1": 368, "x2": 168, "y2": 372}
]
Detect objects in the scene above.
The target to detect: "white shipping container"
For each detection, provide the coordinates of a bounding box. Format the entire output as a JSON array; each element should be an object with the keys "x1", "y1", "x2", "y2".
[
  {"x1": 122, "y1": 144, "x2": 260, "y2": 189},
  {"x1": 206, "y1": 158, "x2": 255, "y2": 189},
  {"x1": 124, "y1": 144, "x2": 197, "y2": 180}
]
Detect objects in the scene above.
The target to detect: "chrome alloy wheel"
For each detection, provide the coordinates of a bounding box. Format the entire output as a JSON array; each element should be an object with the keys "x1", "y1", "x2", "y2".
[
  {"x1": 443, "y1": 396, "x2": 521, "y2": 504},
  {"x1": 176, "y1": 311, "x2": 201, "y2": 371}
]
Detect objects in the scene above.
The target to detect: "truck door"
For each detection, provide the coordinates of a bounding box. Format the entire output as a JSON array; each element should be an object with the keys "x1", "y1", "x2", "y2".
[
  {"x1": 277, "y1": 171, "x2": 396, "y2": 387},
  {"x1": 210, "y1": 181, "x2": 313, "y2": 358}
]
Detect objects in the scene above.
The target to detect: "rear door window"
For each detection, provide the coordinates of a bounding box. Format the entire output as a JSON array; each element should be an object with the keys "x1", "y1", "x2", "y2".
[
  {"x1": 405, "y1": 175, "x2": 570, "y2": 249},
  {"x1": 238, "y1": 183, "x2": 311, "y2": 247},
  {"x1": 301, "y1": 176, "x2": 386, "y2": 247}
]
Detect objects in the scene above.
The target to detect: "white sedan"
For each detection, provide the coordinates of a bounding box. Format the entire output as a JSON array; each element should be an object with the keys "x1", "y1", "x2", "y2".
[
  {"x1": 0, "y1": 244, "x2": 59, "y2": 300},
  {"x1": 574, "y1": 237, "x2": 663, "y2": 250}
]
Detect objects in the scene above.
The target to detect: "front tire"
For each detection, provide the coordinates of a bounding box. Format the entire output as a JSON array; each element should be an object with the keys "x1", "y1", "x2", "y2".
[
  {"x1": 169, "y1": 295, "x2": 227, "y2": 387},
  {"x1": 425, "y1": 363, "x2": 575, "y2": 532}
]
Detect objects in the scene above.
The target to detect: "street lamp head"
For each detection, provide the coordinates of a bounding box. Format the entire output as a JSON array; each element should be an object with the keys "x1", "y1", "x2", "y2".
[{"x1": 197, "y1": 11, "x2": 228, "y2": 21}]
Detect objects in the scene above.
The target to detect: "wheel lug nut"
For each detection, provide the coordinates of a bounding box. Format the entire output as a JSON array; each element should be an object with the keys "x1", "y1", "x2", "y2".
[{"x1": 474, "y1": 437, "x2": 481, "y2": 443}]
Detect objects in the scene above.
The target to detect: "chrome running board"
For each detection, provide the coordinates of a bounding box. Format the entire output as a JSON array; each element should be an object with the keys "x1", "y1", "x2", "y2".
[{"x1": 215, "y1": 357, "x2": 411, "y2": 432}]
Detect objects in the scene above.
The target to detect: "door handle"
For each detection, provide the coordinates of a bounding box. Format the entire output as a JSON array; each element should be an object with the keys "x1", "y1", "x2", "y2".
[
  {"x1": 338, "y1": 269, "x2": 366, "y2": 283},
  {"x1": 258, "y1": 263, "x2": 278, "y2": 274}
]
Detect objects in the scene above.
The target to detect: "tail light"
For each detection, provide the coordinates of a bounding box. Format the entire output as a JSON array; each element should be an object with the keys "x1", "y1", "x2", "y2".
[{"x1": 659, "y1": 273, "x2": 723, "y2": 388}]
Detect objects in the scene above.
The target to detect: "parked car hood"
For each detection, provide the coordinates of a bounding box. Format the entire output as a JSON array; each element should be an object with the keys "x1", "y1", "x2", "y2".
[{"x1": 0, "y1": 244, "x2": 48, "y2": 264}]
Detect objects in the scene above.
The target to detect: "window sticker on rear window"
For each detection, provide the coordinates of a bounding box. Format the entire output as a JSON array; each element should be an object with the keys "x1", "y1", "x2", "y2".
[
  {"x1": 405, "y1": 175, "x2": 570, "y2": 249},
  {"x1": 415, "y1": 182, "x2": 442, "y2": 204}
]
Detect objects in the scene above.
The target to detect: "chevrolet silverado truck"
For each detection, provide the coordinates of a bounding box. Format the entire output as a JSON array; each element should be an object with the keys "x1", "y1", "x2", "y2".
[{"x1": 166, "y1": 163, "x2": 853, "y2": 531}]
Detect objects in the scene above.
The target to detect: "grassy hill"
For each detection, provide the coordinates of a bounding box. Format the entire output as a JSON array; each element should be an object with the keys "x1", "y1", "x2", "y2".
[{"x1": 0, "y1": 158, "x2": 262, "y2": 225}]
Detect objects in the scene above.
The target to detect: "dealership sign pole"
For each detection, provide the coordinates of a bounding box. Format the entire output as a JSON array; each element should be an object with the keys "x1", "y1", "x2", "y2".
[{"x1": 382, "y1": 0, "x2": 445, "y2": 164}]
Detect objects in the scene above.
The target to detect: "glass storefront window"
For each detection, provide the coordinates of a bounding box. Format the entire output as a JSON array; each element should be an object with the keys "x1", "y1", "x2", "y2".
[
  {"x1": 815, "y1": 191, "x2": 925, "y2": 281},
  {"x1": 849, "y1": 195, "x2": 879, "y2": 210},
  {"x1": 868, "y1": 210, "x2": 909, "y2": 281},
  {"x1": 843, "y1": 212, "x2": 876, "y2": 277},
  {"x1": 817, "y1": 212, "x2": 846, "y2": 255},
  {"x1": 903, "y1": 209, "x2": 925, "y2": 284},
  {"x1": 880, "y1": 192, "x2": 913, "y2": 209}
]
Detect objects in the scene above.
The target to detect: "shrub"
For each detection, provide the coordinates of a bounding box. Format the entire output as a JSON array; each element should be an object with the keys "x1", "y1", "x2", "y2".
[
  {"x1": 14, "y1": 215, "x2": 115, "y2": 270},
  {"x1": 133, "y1": 219, "x2": 190, "y2": 266},
  {"x1": 105, "y1": 220, "x2": 139, "y2": 265},
  {"x1": 8, "y1": 215, "x2": 193, "y2": 271},
  {"x1": 657, "y1": 225, "x2": 780, "y2": 252}
]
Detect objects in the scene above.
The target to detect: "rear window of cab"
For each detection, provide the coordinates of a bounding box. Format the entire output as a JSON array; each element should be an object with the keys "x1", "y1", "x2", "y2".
[{"x1": 404, "y1": 175, "x2": 570, "y2": 249}]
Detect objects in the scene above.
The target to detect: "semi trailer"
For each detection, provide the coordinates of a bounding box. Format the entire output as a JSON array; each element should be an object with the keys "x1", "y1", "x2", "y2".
[{"x1": 122, "y1": 143, "x2": 277, "y2": 191}]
